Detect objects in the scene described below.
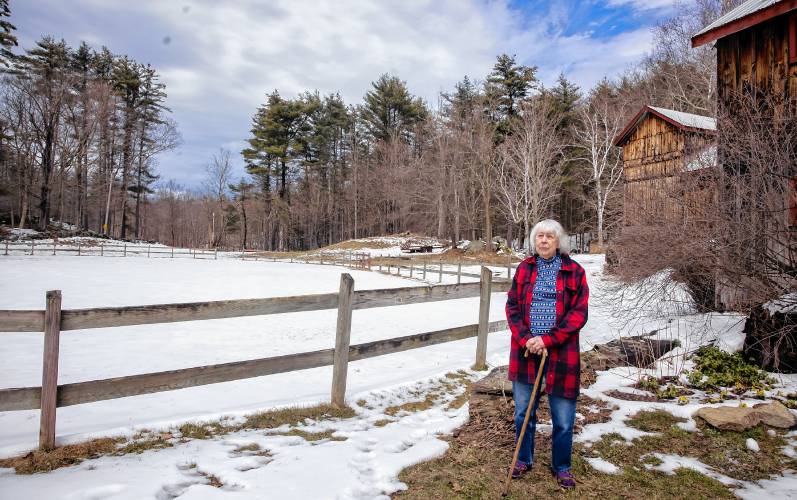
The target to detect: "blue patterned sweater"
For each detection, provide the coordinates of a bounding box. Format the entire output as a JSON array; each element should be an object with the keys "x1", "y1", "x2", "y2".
[{"x1": 529, "y1": 253, "x2": 562, "y2": 337}]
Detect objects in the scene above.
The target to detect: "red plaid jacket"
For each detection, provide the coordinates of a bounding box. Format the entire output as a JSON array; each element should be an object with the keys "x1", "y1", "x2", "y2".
[{"x1": 505, "y1": 253, "x2": 589, "y2": 399}]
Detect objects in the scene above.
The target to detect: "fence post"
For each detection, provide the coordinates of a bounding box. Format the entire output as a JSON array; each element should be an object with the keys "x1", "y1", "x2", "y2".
[
  {"x1": 423, "y1": 262, "x2": 427, "y2": 280},
  {"x1": 40, "y1": 290, "x2": 62, "y2": 450},
  {"x1": 147, "y1": 246, "x2": 151, "y2": 258},
  {"x1": 77, "y1": 242, "x2": 80, "y2": 257},
  {"x1": 4, "y1": 240, "x2": 8, "y2": 255},
  {"x1": 438, "y1": 262, "x2": 443, "y2": 283},
  {"x1": 31, "y1": 241, "x2": 34, "y2": 255},
  {"x1": 474, "y1": 267, "x2": 492, "y2": 371},
  {"x1": 215, "y1": 248, "x2": 218, "y2": 260},
  {"x1": 331, "y1": 273, "x2": 354, "y2": 408},
  {"x1": 53, "y1": 240, "x2": 56, "y2": 256},
  {"x1": 123, "y1": 244, "x2": 127, "y2": 257},
  {"x1": 410, "y1": 264, "x2": 414, "y2": 278},
  {"x1": 171, "y1": 246, "x2": 174, "y2": 258},
  {"x1": 457, "y1": 262, "x2": 462, "y2": 285},
  {"x1": 100, "y1": 244, "x2": 103, "y2": 257}
]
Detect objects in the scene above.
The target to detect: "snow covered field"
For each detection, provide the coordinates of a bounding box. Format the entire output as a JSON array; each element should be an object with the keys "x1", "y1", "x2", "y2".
[{"x1": 1, "y1": 252, "x2": 791, "y2": 499}]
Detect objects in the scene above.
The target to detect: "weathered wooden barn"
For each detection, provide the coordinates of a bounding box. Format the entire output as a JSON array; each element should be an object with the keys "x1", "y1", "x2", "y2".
[
  {"x1": 613, "y1": 106, "x2": 717, "y2": 226},
  {"x1": 692, "y1": 0, "x2": 797, "y2": 311},
  {"x1": 693, "y1": 0, "x2": 797, "y2": 116}
]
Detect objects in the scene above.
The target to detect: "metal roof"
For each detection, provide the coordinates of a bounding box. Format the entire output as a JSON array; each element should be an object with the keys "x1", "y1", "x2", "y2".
[
  {"x1": 614, "y1": 106, "x2": 716, "y2": 147},
  {"x1": 648, "y1": 107, "x2": 716, "y2": 131},
  {"x1": 694, "y1": 0, "x2": 779, "y2": 38},
  {"x1": 692, "y1": 0, "x2": 797, "y2": 46}
]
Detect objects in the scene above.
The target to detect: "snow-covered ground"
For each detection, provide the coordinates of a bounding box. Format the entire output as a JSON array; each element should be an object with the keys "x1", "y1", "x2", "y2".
[{"x1": 0, "y1": 252, "x2": 792, "y2": 499}]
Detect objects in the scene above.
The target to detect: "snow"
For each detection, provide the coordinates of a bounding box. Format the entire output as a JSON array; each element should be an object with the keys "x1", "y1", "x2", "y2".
[
  {"x1": 644, "y1": 452, "x2": 741, "y2": 486},
  {"x1": 649, "y1": 106, "x2": 716, "y2": 131},
  {"x1": 764, "y1": 293, "x2": 797, "y2": 315},
  {"x1": 746, "y1": 438, "x2": 760, "y2": 452},
  {"x1": 5, "y1": 228, "x2": 39, "y2": 239},
  {"x1": 585, "y1": 457, "x2": 620, "y2": 474},
  {"x1": 736, "y1": 470, "x2": 797, "y2": 499},
  {"x1": 0, "y1": 374, "x2": 475, "y2": 500},
  {"x1": 1, "y1": 250, "x2": 794, "y2": 497}
]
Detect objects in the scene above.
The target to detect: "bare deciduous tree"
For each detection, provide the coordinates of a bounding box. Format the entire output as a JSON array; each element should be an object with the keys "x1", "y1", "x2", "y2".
[{"x1": 496, "y1": 96, "x2": 565, "y2": 250}]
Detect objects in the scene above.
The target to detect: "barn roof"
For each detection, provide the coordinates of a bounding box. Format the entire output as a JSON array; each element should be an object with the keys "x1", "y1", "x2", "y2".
[
  {"x1": 692, "y1": 0, "x2": 797, "y2": 47},
  {"x1": 613, "y1": 106, "x2": 716, "y2": 147}
]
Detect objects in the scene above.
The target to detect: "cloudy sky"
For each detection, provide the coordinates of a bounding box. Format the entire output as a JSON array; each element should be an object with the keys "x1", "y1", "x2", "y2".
[{"x1": 13, "y1": 0, "x2": 677, "y2": 187}]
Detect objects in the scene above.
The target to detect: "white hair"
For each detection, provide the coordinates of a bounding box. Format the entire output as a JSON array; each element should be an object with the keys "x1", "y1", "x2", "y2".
[{"x1": 529, "y1": 219, "x2": 570, "y2": 256}]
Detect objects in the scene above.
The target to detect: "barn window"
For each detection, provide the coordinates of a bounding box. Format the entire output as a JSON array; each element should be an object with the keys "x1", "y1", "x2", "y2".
[{"x1": 791, "y1": 13, "x2": 797, "y2": 65}]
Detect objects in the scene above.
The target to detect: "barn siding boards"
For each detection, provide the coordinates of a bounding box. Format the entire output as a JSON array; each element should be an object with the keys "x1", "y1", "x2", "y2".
[
  {"x1": 716, "y1": 12, "x2": 796, "y2": 116},
  {"x1": 617, "y1": 108, "x2": 715, "y2": 227}
]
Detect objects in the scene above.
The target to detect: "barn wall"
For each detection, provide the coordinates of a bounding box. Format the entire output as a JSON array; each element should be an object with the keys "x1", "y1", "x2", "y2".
[
  {"x1": 716, "y1": 12, "x2": 797, "y2": 116},
  {"x1": 622, "y1": 115, "x2": 686, "y2": 225}
]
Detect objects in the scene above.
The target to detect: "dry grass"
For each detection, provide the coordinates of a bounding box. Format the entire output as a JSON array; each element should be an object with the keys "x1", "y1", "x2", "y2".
[
  {"x1": 0, "y1": 403, "x2": 356, "y2": 475},
  {"x1": 397, "y1": 400, "x2": 797, "y2": 499},
  {"x1": 240, "y1": 404, "x2": 356, "y2": 430},
  {"x1": 0, "y1": 438, "x2": 121, "y2": 474},
  {"x1": 385, "y1": 394, "x2": 438, "y2": 416}
]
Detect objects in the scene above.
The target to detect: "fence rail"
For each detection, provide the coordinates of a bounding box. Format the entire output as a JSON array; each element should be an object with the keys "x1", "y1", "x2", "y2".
[
  {"x1": 0, "y1": 269, "x2": 507, "y2": 451},
  {"x1": 2, "y1": 240, "x2": 222, "y2": 259}
]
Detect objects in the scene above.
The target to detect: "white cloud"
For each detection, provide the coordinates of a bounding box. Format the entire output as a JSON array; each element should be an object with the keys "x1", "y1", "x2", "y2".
[{"x1": 18, "y1": 0, "x2": 659, "y2": 185}]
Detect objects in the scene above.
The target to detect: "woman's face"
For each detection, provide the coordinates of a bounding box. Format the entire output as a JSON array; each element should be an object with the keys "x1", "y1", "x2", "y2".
[{"x1": 535, "y1": 230, "x2": 558, "y2": 259}]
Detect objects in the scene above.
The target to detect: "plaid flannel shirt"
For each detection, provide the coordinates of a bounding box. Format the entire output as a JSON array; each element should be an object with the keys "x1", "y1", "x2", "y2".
[{"x1": 505, "y1": 253, "x2": 589, "y2": 399}]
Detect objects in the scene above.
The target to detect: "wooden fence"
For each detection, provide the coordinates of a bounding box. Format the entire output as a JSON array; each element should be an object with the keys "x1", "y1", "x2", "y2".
[
  {"x1": 0, "y1": 268, "x2": 508, "y2": 451},
  {"x1": 2, "y1": 240, "x2": 222, "y2": 259}
]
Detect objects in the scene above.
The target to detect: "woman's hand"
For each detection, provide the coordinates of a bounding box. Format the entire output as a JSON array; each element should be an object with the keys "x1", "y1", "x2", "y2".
[{"x1": 525, "y1": 336, "x2": 547, "y2": 356}]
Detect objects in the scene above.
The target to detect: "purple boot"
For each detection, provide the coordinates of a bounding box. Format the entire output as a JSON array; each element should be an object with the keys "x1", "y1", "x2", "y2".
[{"x1": 554, "y1": 469, "x2": 576, "y2": 489}]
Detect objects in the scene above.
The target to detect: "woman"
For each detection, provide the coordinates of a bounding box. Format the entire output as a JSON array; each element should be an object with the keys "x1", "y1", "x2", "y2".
[{"x1": 505, "y1": 219, "x2": 589, "y2": 490}]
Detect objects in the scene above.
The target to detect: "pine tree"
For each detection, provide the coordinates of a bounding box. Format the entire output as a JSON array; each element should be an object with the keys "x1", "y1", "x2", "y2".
[
  {"x1": 0, "y1": 0, "x2": 17, "y2": 67},
  {"x1": 360, "y1": 74, "x2": 426, "y2": 143},
  {"x1": 485, "y1": 54, "x2": 538, "y2": 140},
  {"x1": 16, "y1": 37, "x2": 72, "y2": 230}
]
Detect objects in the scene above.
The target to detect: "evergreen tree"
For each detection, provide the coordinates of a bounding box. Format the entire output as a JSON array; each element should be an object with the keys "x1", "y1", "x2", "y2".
[
  {"x1": 0, "y1": 0, "x2": 17, "y2": 67},
  {"x1": 360, "y1": 74, "x2": 426, "y2": 142},
  {"x1": 16, "y1": 37, "x2": 72, "y2": 229},
  {"x1": 485, "y1": 54, "x2": 537, "y2": 139}
]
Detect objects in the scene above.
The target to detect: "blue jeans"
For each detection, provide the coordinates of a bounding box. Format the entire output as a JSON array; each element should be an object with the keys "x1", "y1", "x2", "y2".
[{"x1": 512, "y1": 371, "x2": 576, "y2": 472}]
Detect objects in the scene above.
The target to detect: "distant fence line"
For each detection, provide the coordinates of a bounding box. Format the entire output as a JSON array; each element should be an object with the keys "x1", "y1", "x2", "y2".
[
  {"x1": 2, "y1": 240, "x2": 223, "y2": 259},
  {"x1": 0, "y1": 268, "x2": 508, "y2": 451},
  {"x1": 2, "y1": 241, "x2": 519, "y2": 283}
]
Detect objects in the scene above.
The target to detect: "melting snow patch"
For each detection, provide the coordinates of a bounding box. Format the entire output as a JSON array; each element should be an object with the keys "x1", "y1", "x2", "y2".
[
  {"x1": 585, "y1": 457, "x2": 620, "y2": 474},
  {"x1": 736, "y1": 470, "x2": 797, "y2": 499},
  {"x1": 644, "y1": 453, "x2": 741, "y2": 486}
]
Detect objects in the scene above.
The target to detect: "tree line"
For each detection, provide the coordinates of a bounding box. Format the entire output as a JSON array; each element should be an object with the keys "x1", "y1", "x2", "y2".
[
  {"x1": 0, "y1": 1, "x2": 179, "y2": 239},
  {"x1": 0, "y1": 0, "x2": 739, "y2": 253}
]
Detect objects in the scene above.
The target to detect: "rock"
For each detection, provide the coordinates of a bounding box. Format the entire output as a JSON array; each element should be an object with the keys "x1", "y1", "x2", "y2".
[
  {"x1": 582, "y1": 334, "x2": 679, "y2": 371},
  {"x1": 469, "y1": 366, "x2": 513, "y2": 421},
  {"x1": 694, "y1": 406, "x2": 759, "y2": 432},
  {"x1": 694, "y1": 401, "x2": 797, "y2": 431},
  {"x1": 752, "y1": 401, "x2": 797, "y2": 429},
  {"x1": 464, "y1": 240, "x2": 485, "y2": 253},
  {"x1": 471, "y1": 366, "x2": 512, "y2": 396}
]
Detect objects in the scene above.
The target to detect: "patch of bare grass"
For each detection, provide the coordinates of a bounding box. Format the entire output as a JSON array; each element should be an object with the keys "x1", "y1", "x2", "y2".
[
  {"x1": 241, "y1": 404, "x2": 355, "y2": 430},
  {"x1": 0, "y1": 403, "x2": 356, "y2": 475},
  {"x1": 0, "y1": 438, "x2": 121, "y2": 474},
  {"x1": 275, "y1": 429, "x2": 347, "y2": 442}
]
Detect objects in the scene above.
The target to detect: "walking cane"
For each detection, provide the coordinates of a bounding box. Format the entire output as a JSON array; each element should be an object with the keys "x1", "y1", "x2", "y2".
[{"x1": 502, "y1": 348, "x2": 548, "y2": 497}]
